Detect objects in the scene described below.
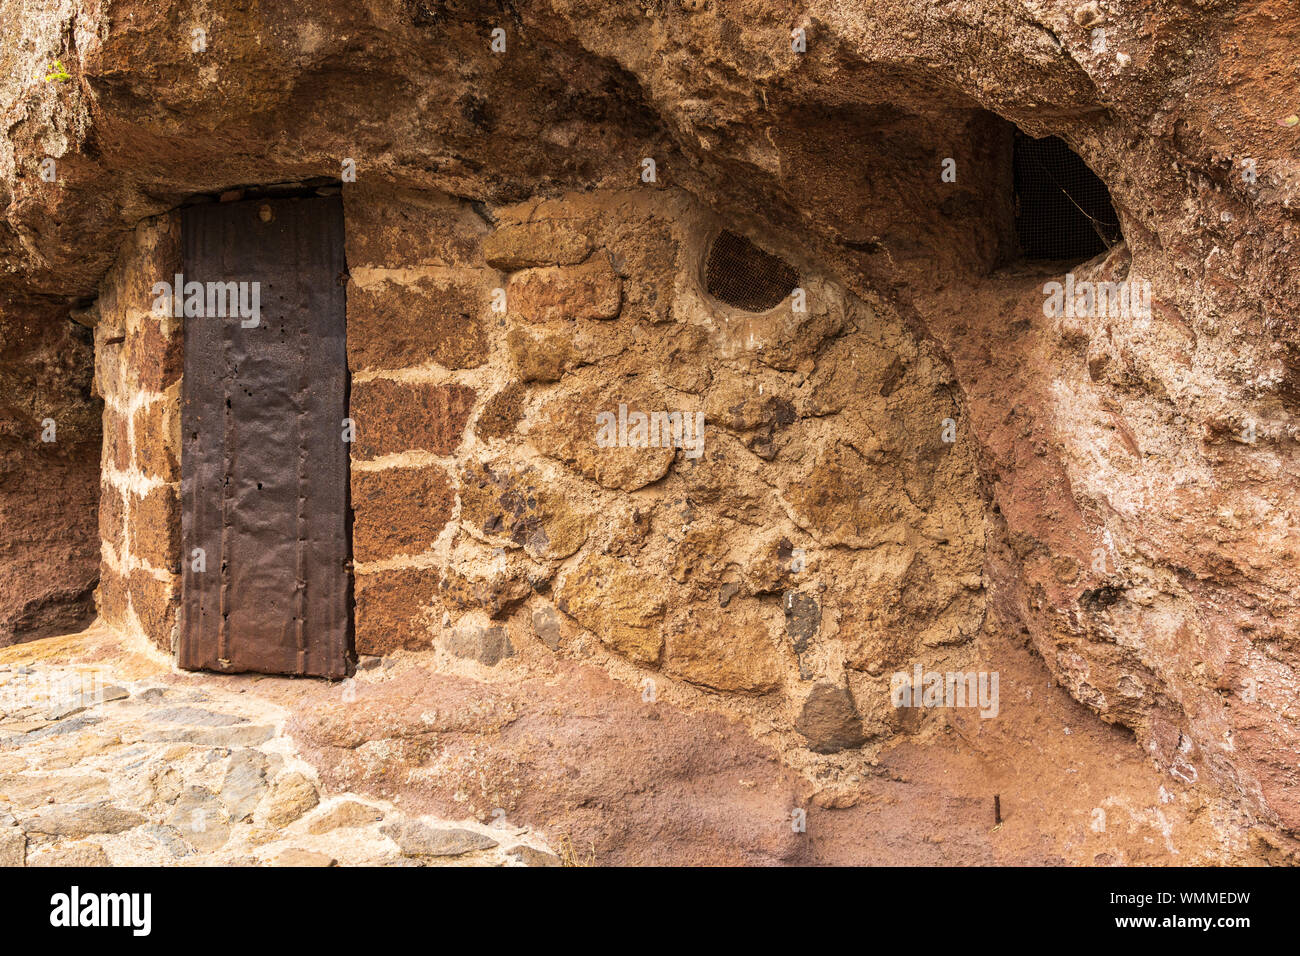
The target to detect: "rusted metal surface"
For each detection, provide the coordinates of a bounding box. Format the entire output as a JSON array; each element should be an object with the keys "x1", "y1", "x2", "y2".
[{"x1": 179, "y1": 196, "x2": 351, "y2": 678}]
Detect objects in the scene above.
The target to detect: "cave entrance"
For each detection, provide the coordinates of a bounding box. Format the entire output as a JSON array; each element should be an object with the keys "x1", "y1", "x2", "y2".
[
  {"x1": 177, "y1": 196, "x2": 352, "y2": 678},
  {"x1": 1012, "y1": 132, "x2": 1121, "y2": 262}
]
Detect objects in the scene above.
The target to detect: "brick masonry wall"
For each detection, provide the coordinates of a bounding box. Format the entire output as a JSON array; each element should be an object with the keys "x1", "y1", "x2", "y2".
[{"x1": 94, "y1": 212, "x2": 183, "y2": 653}]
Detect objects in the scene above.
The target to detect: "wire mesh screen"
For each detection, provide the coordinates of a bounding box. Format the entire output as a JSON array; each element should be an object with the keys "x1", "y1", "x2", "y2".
[
  {"x1": 704, "y1": 230, "x2": 799, "y2": 312},
  {"x1": 1013, "y1": 133, "x2": 1121, "y2": 261}
]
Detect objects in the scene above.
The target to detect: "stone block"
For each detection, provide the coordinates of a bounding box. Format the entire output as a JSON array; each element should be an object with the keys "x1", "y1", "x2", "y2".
[
  {"x1": 126, "y1": 317, "x2": 182, "y2": 393},
  {"x1": 132, "y1": 394, "x2": 180, "y2": 481},
  {"x1": 795, "y1": 682, "x2": 867, "y2": 753},
  {"x1": 129, "y1": 569, "x2": 179, "y2": 652},
  {"x1": 348, "y1": 275, "x2": 489, "y2": 372},
  {"x1": 483, "y1": 220, "x2": 593, "y2": 271},
  {"x1": 445, "y1": 624, "x2": 515, "y2": 665},
  {"x1": 557, "y1": 553, "x2": 664, "y2": 665},
  {"x1": 351, "y1": 465, "x2": 455, "y2": 561},
  {"x1": 354, "y1": 567, "x2": 439, "y2": 654},
  {"x1": 127, "y1": 484, "x2": 179, "y2": 570},
  {"x1": 344, "y1": 185, "x2": 486, "y2": 268},
  {"x1": 507, "y1": 258, "x2": 621, "y2": 323},
  {"x1": 350, "y1": 379, "x2": 475, "y2": 460}
]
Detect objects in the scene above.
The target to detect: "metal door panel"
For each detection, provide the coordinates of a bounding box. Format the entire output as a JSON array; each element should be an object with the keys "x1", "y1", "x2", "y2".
[{"x1": 178, "y1": 196, "x2": 350, "y2": 678}]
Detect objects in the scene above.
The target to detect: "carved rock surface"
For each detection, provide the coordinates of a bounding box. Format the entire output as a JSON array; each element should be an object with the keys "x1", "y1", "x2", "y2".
[{"x1": 0, "y1": 0, "x2": 1297, "y2": 843}]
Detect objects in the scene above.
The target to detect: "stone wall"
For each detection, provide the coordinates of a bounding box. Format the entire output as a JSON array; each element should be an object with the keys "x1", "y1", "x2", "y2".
[
  {"x1": 342, "y1": 182, "x2": 990, "y2": 758},
  {"x1": 342, "y1": 185, "x2": 495, "y2": 656},
  {"x1": 94, "y1": 213, "x2": 183, "y2": 653},
  {"x1": 91, "y1": 178, "x2": 989, "y2": 761},
  {"x1": 8, "y1": 0, "x2": 1299, "y2": 839}
]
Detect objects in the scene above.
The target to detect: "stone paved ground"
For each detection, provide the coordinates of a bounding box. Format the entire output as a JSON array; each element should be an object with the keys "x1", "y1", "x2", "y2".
[{"x1": 0, "y1": 625, "x2": 559, "y2": 867}]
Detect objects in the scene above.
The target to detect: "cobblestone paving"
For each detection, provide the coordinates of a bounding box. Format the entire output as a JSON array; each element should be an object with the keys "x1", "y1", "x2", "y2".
[{"x1": 0, "y1": 634, "x2": 559, "y2": 867}]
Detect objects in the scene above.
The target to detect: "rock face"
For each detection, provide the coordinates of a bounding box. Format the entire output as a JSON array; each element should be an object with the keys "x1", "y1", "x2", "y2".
[
  {"x1": 0, "y1": 298, "x2": 99, "y2": 646},
  {"x1": 0, "y1": 0, "x2": 1298, "y2": 843}
]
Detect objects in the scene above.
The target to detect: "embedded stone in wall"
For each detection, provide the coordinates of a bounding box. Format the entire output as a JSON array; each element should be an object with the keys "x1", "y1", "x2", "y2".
[
  {"x1": 669, "y1": 518, "x2": 739, "y2": 589},
  {"x1": 483, "y1": 220, "x2": 593, "y2": 271},
  {"x1": 348, "y1": 275, "x2": 489, "y2": 372},
  {"x1": 93, "y1": 333, "x2": 126, "y2": 406},
  {"x1": 350, "y1": 379, "x2": 476, "y2": 460},
  {"x1": 125, "y1": 317, "x2": 182, "y2": 393},
  {"x1": 784, "y1": 442, "x2": 904, "y2": 546},
  {"x1": 438, "y1": 566, "x2": 534, "y2": 620},
  {"x1": 445, "y1": 624, "x2": 515, "y2": 666},
  {"x1": 475, "y1": 382, "x2": 526, "y2": 441},
  {"x1": 132, "y1": 395, "x2": 179, "y2": 481},
  {"x1": 351, "y1": 465, "x2": 454, "y2": 561},
  {"x1": 98, "y1": 483, "x2": 125, "y2": 558},
  {"x1": 506, "y1": 258, "x2": 622, "y2": 323},
  {"x1": 100, "y1": 213, "x2": 182, "y2": 320},
  {"x1": 506, "y1": 325, "x2": 577, "y2": 383},
  {"x1": 343, "y1": 185, "x2": 487, "y2": 268},
  {"x1": 532, "y1": 385, "x2": 679, "y2": 492},
  {"x1": 96, "y1": 568, "x2": 129, "y2": 629},
  {"x1": 663, "y1": 602, "x2": 784, "y2": 695},
  {"x1": 354, "y1": 567, "x2": 439, "y2": 655},
  {"x1": 127, "y1": 485, "x2": 180, "y2": 572},
  {"x1": 795, "y1": 683, "x2": 867, "y2": 753},
  {"x1": 458, "y1": 461, "x2": 588, "y2": 560},
  {"x1": 531, "y1": 605, "x2": 563, "y2": 649},
  {"x1": 783, "y1": 591, "x2": 820, "y2": 654},
  {"x1": 103, "y1": 406, "x2": 131, "y2": 472},
  {"x1": 128, "y1": 569, "x2": 178, "y2": 651},
  {"x1": 704, "y1": 378, "x2": 797, "y2": 460},
  {"x1": 557, "y1": 553, "x2": 666, "y2": 665}
]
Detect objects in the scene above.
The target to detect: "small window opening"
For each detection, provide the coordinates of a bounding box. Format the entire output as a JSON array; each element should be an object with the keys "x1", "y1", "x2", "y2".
[
  {"x1": 704, "y1": 230, "x2": 799, "y2": 312},
  {"x1": 1013, "y1": 133, "x2": 1121, "y2": 261}
]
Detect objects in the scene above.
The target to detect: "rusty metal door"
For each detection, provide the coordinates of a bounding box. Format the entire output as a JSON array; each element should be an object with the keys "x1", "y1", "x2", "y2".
[{"x1": 179, "y1": 196, "x2": 351, "y2": 678}]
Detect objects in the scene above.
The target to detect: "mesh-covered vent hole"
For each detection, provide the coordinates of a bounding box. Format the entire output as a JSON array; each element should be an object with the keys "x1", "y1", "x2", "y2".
[
  {"x1": 703, "y1": 230, "x2": 800, "y2": 312},
  {"x1": 1013, "y1": 133, "x2": 1122, "y2": 261}
]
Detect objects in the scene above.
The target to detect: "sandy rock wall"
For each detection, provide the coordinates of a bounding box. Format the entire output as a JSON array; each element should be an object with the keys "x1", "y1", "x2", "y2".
[{"x1": 0, "y1": 295, "x2": 98, "y2": 645}]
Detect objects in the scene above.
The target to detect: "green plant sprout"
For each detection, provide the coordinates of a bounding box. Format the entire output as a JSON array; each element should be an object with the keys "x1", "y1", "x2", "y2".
[{"x1": 42, "y1": 59, "x2": 71, "y2": 83}]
